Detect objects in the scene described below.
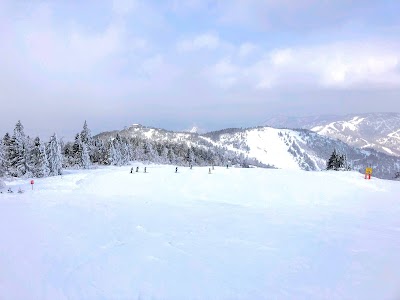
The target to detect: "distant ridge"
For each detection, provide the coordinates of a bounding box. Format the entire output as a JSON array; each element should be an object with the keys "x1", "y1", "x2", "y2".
[{"x1": 264, "y1": 112, "x2": 400, "y2": 157}]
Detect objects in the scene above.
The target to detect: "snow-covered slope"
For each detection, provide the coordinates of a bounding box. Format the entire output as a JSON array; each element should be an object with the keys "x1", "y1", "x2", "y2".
[
  {"x1": 1, "y1": 166, "x2": 400, "y2": 299},
  {"x1": 264, "y1": 113, "x2": 400, "y2": 157}
]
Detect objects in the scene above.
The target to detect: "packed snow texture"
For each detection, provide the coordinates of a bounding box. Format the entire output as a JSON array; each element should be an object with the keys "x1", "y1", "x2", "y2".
[{"x1": 1, "y1": 165, "x2": 400, "y2": 299}]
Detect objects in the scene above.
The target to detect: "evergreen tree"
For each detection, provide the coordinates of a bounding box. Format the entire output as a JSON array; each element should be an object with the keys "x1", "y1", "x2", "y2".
[
  {"x1": 113, "y1": 135, "x2": 123, "y2": 166},
  {"x1": 30, "y1": 137, "x2": 50, "y2": 177},
  {"x1": 0, "y1": 141, "x2": 6, "y2": 177},
  {"x1": 62, "y1": 142, "x2": 75, "y2": 168},
  {"x1": 47, "y1": 133, "x2": 63, "y2": 176},
  {"x1": 81, "y1": 142, "x2": 91, "y2": 169},
  {"x1": 91, "y1": 138, "x2": 107, "y2": 164},
  {"x1": 107, "y1": 139, "x2": 119, "y2": 165},
  {"x1": 186, "y1": 147, "x2": 195, "y2": 165},
  {"x1": 71, "y1": 133, "x2": 91, "y2": 169},
  {"x1": 326, "y1": 149, "x2": 349, "y2": 171},
  {"x1": 1, "y1": 133, "x2": 12, "y2": 176},
  {"x1": 9, "y1": 121, "x2": 28, "y2": 177},
  {"x1": 327, "y1": 149, "x2": 337, "y2": 170},
  {"x1": 160, "y1": 146, "x2": 169, "y2": 164},
  {"x1": 80, "y1": 120, "x2": 95, "y2": 162},
  {"x1": 72, "y1": 134, "x2": 83, "y2": 167},
  {"x1": 80, "y1": 121, "x2": 92, "y2": 146},
  {"x1": 133, "y1": 141, "x2": 145, "y2": 161}
]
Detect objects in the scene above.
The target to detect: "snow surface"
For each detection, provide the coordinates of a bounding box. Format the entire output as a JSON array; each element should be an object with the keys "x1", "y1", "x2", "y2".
[
  {"x1": 1, "y1": 165, "x2": 400, "y2": 299},
  {"x1": 245, "y1": 128, "x2": 300, "y2": 169}
]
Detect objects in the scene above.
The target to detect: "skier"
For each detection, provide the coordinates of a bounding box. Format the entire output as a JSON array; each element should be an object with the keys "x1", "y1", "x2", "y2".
[
  {"x1": 136, "y1": 166, "x2": 139, "y2": 173},
  {"x1": 212, "y1": 165, "x2": 214, "y2": 170},
  {"x1": 144, "y1": 167, "x2": 147, "y2": 173},
  {"x1": 209, "y1": 168, "x2": 211, "y2": 174},
  {"x1": 227, "y1": 164, "x2": 229, "y2": 169},
  {"x1": 190, "y1": 165, "x2": 192, "y2": 170},
  {"x1": 175, "y1": 167, "x2": 178, "y2": 173},
  {"x1": 130, "y1": 167, "x2": 133, "y2": 173}
]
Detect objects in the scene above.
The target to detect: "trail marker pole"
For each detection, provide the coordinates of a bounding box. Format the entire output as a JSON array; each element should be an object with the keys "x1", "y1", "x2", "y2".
[
  {"x1": 365, "y1": 167, "x2": 372, "y2": 180},
  {"x1": 30, "y1": 180, "x2": 34, "y2": 190}
]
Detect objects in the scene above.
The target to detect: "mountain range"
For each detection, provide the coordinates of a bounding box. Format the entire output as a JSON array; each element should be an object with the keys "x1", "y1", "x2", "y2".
[
  {"x1": 95, "y1": 119, "x2": 400, "y2": 179},
  {"x1": 264, "y1": 112, "x2": 400, "y2": 157}
]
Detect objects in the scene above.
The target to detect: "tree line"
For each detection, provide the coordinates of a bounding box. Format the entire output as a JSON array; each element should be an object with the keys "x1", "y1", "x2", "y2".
[{"x1": 0, "y1": 121, "x2": 266, "y2": 178}]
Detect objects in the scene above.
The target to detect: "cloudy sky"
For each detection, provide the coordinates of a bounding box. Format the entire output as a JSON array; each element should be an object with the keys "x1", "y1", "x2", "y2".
[{"x1": 1, "y1": 0, "x2": 399, "y2": 138}]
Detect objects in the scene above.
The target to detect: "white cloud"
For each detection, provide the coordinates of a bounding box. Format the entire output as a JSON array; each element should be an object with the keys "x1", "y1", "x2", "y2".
[
  {"x1": 205, "y1": 57, "x2": 239, "y2": 88},
  {"x1": 238, "y1": 42, "x2": 257, "y2": 57},
  {"x1": 177, "y1": 33, "x2": 220, "y2": 52},
  {"x1": 270, "y1": 48, "x2": 293, "y2": 66},
  {"x1": 142, "y1": 54, "x2": 164, "y2": 73},
  {"x1": 112, "y1": 0, "x2": 138, "y2": 15},
  {"x1": 206, "y1": 40, "x2": 400, "y2": 90},
  {"x1": 24, "y1": 23, "x2": 123, "y2": 74}
]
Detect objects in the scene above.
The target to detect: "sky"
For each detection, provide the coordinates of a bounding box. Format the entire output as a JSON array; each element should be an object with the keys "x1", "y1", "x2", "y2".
[{"x1": 1, "y1": 0, "x2": 400, "y2": 139}]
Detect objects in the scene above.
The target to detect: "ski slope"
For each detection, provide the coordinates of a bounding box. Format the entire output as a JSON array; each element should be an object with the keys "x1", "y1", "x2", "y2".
[{"x1": 1, "y1": 165, "x2": 400, "y2": 299}]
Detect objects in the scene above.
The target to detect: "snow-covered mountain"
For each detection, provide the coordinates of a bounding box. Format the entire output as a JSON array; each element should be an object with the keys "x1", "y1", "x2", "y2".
[
  {"x1": 264, "y1": 113, "x2": 400, "y2": 157},
  {"x1": 95, "y1": 124, "x2": 400, "y2": 179}
]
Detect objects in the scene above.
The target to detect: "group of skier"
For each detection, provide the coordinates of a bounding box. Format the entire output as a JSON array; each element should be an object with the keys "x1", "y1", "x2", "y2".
[
  {"x1": 130, "y1": 166, "x2": 146, "y2": 173},
  {"x1": 129, "y1": 164, "x2": 230, "y2": 174},
  {"x1": 0, "y1": 187, "x2": 24, "y2": 194}
]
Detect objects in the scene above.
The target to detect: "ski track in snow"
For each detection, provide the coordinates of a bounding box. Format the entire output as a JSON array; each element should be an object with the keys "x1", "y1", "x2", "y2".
[{"x1": 1, "y1": 165, "x2": 400, "y2": 299}]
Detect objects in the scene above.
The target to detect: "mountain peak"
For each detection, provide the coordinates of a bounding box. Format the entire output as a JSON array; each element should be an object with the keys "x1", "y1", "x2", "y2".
[{"x1": 189, "y1": 126, "x2": 199, "y2": 133}]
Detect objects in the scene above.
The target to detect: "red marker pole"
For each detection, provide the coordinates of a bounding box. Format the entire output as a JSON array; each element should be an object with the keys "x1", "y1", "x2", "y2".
[{"x1": 31, "y1": 180, "x2": 34, "y2": 190}]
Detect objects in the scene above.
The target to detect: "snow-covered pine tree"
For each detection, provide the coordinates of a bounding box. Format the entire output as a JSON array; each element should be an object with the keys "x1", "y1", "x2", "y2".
[
  {"x1": 106, "y1": 139, "x2": 119, "y2": 165},
  {"x1": 72, "y1": 134, "x2": 83, "y2": 167},
  {"x1": 143, "y1": 140, "x2": 155, "y2": 162},
  {"x1": 326, "y1": 149, "x2": 338, "y2": 170},
  {"x1": 186, "y1": 147, "x2": 195, "y2": 165},
  {"x1": 113, "y1": 134, "x2": 123, "y2": 166},
  {"x1": 47, "y1": 133, "x2": 63, "y2": 176},
  {"x1": 81, "y1": 142, "x2": 91, "y2": 169},
  {"x1": 80, "y1": 120, "x2": 95, "y2": 162},
  {"x1": 80, "y1": 121, "x2": 92, "y2": 146},
  {"x1": 0, "y1": 141, "x2": 6, "y2": 177},
  {"x1": 30, "y1": 137, "x2": 50, "y2": 178},
  {"x1": 9, "y1": 121, "x2": 28, "y2": 177},
  {"x1": 62, "y1": 142, "x2": 74, "y2": 168},
  {"x1": 326, "y1": 149, "x2": 349, "y2": 171},
  {"x1": 2, "y1": 133, "x2": 11, "y2": 176},
  {"x1": 167, "y1": 148, "x2": 176, "y2": 164},
  {"x1": 160, "y1": 146, "x2": 169, "y2": 164},
  {"x1": 121, "y1": 141, "x2": 130, "y2": 165},
  {"x1": 91, "y1": 138, "x2": 107, "y2": 164},
  {"x1": 133, "y1": 140, "x2": 145, "y2": 161}
]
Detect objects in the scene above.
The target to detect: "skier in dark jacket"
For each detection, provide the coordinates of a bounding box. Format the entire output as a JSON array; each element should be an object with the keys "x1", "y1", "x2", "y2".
[
  {"x1": 136, "y1": 166, "x2": 139, "y2": 172},
  {"x1": 175, "y1": 167, "x2": 178, "y2": 173}
]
